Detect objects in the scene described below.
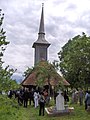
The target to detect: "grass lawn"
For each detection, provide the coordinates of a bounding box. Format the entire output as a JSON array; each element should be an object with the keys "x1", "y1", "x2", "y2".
[{"x1": 0, "y1": 95, "x2": 90, "y2": 120}]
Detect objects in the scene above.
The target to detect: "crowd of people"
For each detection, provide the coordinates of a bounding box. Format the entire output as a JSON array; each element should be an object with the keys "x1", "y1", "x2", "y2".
[
  {"x1": 71, "y1": 89, "x2": 90, "y2": 111},
  {"x1": 7, "y1": 87, "x2": 90, "y2": 116},
  {"x1": 71, "y1": 89, "x2": 84, "y2": 105},
  {"x1": 7, "y1": 87, "x2": 49, "y2": 116}
]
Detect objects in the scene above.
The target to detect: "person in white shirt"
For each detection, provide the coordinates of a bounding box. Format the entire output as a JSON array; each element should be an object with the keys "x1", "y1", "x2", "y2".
[{"x1": 34, "y1": 90, "x2": 39, "y2": 108}]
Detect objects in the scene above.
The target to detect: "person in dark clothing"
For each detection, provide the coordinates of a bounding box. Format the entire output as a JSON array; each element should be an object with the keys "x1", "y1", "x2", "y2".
[
  {"x1": 29, "y1": 89, "x2": 34, "y2": 106},
  {"x1": 64, "y1": 90, "x2": 69, "y2": 104},
  {"x1": 8, "y1": 90, "x2": 13, "y2": 99},
  {"x1": 54, "y1": 91, "x2": 59, "y2": 104},
  {"x1": 18, "y1": 91, "x2": 23, "y2": 106},
  {"x1": 85, "y1": 91, "x2": 90, "y2": 110},
  {"x1": 39, "y1": 92, "x2": 45, "y2": 116},
  {"x1": 85, "y1": 91, "x2": 88, "y2": 110},
  {"x1": 23, "y1": 88, "x2": 29, "y2": 108}
]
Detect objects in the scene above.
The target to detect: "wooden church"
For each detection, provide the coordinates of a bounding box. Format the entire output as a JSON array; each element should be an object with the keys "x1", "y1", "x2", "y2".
[{"x1": 21, "y1": 4, "x2": 70, "y2": 88}]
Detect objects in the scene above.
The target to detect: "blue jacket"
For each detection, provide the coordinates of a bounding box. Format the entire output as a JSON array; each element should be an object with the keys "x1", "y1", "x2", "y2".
[{"x1": 85, "y1": 93, "x2": 90, "y2": 105}]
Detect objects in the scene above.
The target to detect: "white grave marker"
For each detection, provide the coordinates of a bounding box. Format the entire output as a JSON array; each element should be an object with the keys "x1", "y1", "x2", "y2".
[{"x1": 56, "y1": 90, "x2": 65, "y2": 110}]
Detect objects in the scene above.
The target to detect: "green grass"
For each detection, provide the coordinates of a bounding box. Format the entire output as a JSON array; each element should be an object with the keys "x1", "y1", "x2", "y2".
[{"x1": 0, "y1": 95, "x2": 90, "y2": 120}]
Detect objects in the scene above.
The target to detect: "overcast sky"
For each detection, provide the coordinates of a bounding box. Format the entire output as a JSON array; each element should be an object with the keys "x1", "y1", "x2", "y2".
[{"x1": 1, "y1": 0, "x2": 90, "y2": 79}]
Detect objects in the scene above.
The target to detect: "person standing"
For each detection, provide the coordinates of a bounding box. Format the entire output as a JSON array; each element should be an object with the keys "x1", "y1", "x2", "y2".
[
  {"x1": 64, "y1": 90, "x2": 69, "y2": 104},
  {"x1": 34, "y1": 90, "x2": 39, "y2": 108},
  {"x1": 85, "y1": 91, "x2": 88, "y2": 110},
  {"x1": 28, "y1": 89, "x2": 34, "y2": 106},
  {"x1": 71, "y1": 89, "x2": 76, "y2": 104},
  {"x1": 23, "y1": 88, "x2": 29, "y2": 108},
  {"x1": 39, "y1": 92, "x2": 45, "y2": 116},
  {"x1": 8, "y1": 90, "x2": 13, "y2": 99},
  {"x1": 85, "y1": 91, "x2": 90, "y2": 110},
  {"x1": 78, "y1": 89, "x2": 84, "y2": 105}
]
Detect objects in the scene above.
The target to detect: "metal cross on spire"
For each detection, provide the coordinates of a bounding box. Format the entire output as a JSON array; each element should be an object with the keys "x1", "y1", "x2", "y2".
[{"x1": 42, "y1": 3, "x2": 44, "y2": 7}]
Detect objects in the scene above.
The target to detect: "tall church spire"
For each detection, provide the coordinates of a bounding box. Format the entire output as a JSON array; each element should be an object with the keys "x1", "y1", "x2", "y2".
[
  {"x1": 32, "y1": 3, "x2": 50, "y2": 65},
  {"x1": 32, "y1": 3, "x2": 50, "y2": 47},
  {"x1": 39, "y1": 3, "x2": 45, "y2": 34}
]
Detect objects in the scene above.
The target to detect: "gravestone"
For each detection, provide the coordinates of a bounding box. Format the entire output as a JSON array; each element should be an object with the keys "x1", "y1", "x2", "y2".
[
  {"x1": 56, "y1": 90, "x2": 65, "y2": 110},
  {"x1": 45, "y1": 90, "x2": 74, "y2": 116}
]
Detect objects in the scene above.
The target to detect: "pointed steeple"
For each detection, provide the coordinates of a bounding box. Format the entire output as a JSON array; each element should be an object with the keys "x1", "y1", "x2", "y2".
[
  {"x1": 39, "y1": 3, "x2": 45, "y2": 34},
  {"x1": 32, "y1": 3, "x2": 50, "y2": 48},
  {"x1": 32, "y1": 3, "x2": 50, "y2": 65}
]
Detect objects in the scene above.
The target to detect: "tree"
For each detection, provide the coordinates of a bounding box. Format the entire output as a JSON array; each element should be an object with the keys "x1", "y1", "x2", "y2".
[
  {"x1": 52, "y1": 60, "x2": 59, "y2": 71},
  {"x1": 58, "y1": 32, "x2": 90, "y2": 89},
  {"x1": 23, "y1": 67, "x2": 34, "y2": 78},
  {"x1": 0, "y1": 9, "x2": 9, "y2": 67},
  {"x1": 0, "y1": 10, "x2": 18, "y2": 91},
  {"x1": 23, "y1": 60, "x2": 65, "y2": 95}
]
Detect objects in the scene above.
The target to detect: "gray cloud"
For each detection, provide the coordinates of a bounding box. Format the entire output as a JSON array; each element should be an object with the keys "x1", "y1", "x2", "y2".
[
  {"x1": 66, "y1": 3, "x2": 77, "y2": 11},
  {"x1": 75, "y1": 11, "x2": 90, "y2": 29},
  {"x1": 53, "y1": 0, "x2": 66, "y2": 5}
]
